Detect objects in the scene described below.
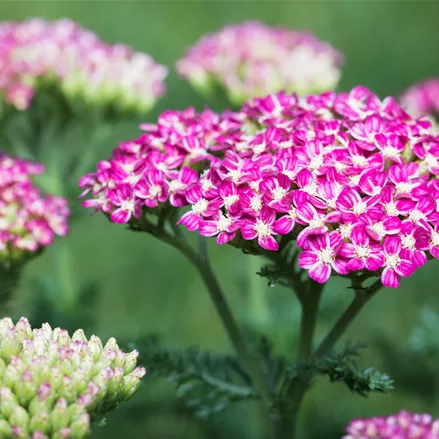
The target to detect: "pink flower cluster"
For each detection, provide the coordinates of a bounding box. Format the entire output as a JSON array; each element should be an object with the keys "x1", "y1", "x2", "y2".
[
  {"x1": 343, "y1": 411, "x2": 439, "y2": 439},
  {"x1": 0, "y1": 153, "x2": 69, "y2": 259},
  {"x1": 177, "y1": 21, "x2": 342, "y2": 105},
  {"x1": 79, "y1": 107, "x2": 239, "y2": 223},
  {"x1": 400, "y1": 78, "x2": 439, "y2": 119},
  {"x1": 80, "y1": 86, "x2": 439, "y2": 288},
  {"x1": 0, "y1": 18, "x2": 167, "y2": 113}
]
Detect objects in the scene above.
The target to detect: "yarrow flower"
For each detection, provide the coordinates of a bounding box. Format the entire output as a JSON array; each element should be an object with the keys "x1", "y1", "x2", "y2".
[
  {"x1": 176, "y1": 21, "x2": 342, "y2": 105},
  {"x1": 0, "y1": 153, "x2": 69, "y2": 264},
  {"x1": 400, "y1": 78, "x2": 439, "y2": 123},
  {"x1": 81, "y1": 86, "x2": 439, "y2": 289},
  {"x1": 0, "y1": 18, "x2": 167, "y2": 113},
  {"x1": 0, "y1": 317, "x2": 146, "y2": 438},
  {"x1": 343, "y1": 411, "x2": 439, "y2": 438}
]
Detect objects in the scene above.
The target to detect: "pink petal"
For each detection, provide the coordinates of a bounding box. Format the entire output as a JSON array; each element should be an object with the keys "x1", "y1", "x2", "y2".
[
  {"x1": 298, "y1": 251, "x2": 319, "y2": 269},
  {"x1": 260, "y1": 206, "x2": 276, "y2": 224},
  {"x1": 332, "y1": 258, "x2": 349, "y2": 275},
  {"x1": 339, "y1": 243, "x2": 356, "y2": 259},
  {"x1": 308, "y1": 262, "x2": 331, "y2": 284},
  {"x1": 381, "y1": 267, "x2": 400, "y2": 288},
  {"x1": 169, "y1": 193, "x2": 187, "y2": 207},
  {"x1": 297, "y1": 203, "x2": 317, "y2": 223},
  {"x1": 219, "y1": 181, "x2": 237, "y2": 198},
  {"x1": 350, "y1": 227, "x2": 369, "y2": 246},
  {"x1": 217, "y1": 232, "x2": 235, "y2": 245},
  {"x1": 347, "y1": 258, "x2": 365, "y2": 271},
  {"x1": 110, "y1": 208, "x2": 131, "y2": 224},
  {"x1": 177, "y1": 211, "x2": 200, "y2": 231},
  {"x1": 394, "y1": 260, "x2": 415, "y2": 277},
  {"x1": 272, "y1": 216, "x2": 294, "y2": 235},
  {"x1": 258, "y1": 236, "x2": 279, "y2": 251},
  {"x1": 383, "y1": 235, "x2": 402, "y2": 254},
  {"x1": 365, "y1": 253, "x2": 384, "y2": 271},
  {"x1": 430, "y1": 245, "x2": 439, "y2": 260},
  {"x1": 241, "y1": 223, "x2": 258, "y2": 241},
  {"x1": 179, "y1": 167, "x2": 198, "y2": 185},
  {"x1": 199, "y1": 221, "x2": 218, "y2": 237},
  {"x1": 185, "y1": 186, "x2": 203, "y2": 204}
]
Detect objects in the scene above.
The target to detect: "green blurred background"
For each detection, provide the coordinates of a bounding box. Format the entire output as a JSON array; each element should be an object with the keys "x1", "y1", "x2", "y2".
[{"x1": 2, "y1": 1, "x2": 439, "y2": 438}]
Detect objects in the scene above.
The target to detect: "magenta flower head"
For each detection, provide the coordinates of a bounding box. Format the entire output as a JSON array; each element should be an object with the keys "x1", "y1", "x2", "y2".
[
  {"x1": 0, "y1": 18, "x2": 167, "y2": 114},
  {"x1": 400, "y1": 78, "x2": 439, "y2": 121},
  {"x1": 80, "y1": 86, "x2": 439, "y2": 289},
  {"x1": 343, "y1": 411, "x2": 439, "y2": 438},
  {"x1": 176, "y1": 21, "x2": 342, "y2": 105},
  {"x1": 0, "y1": 153, "x2": 69, "y2": 265}
]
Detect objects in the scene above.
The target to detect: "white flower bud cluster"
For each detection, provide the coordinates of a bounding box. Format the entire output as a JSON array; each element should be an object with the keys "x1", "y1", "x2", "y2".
[{"x1": 0, "y1": 317, "x2": 146, "y2": 438}]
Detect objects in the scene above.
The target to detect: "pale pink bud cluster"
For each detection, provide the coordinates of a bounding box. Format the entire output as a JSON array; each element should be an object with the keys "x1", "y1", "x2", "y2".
[
  {"x1": 0, "y1": 317, "x2": 146, "y2": 438},
  {"x1": 400, "y1": 78, "x2": 439, "y2": 120},
  {"x1": 80, "y1": 86, "x2": 439, "y2": 289},
  {"x1": 0, "y1": 18, "x2": 167, "y2": 113},
  {"x1": 0, "y1": 153, "x2": 69, "y2": 261},
  {"x1": 176, "y1": 21, "x2": 342, "y2": 105},
  {"x1": 343, "y1": 411, "x2": 439, "y2": 438}
]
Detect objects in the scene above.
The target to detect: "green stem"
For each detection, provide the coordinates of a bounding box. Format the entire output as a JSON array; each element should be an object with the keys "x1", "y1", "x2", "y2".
[
  {"x1": 315, "y1": 282, "x2": 381, "y2": 357},
  {"x1": 55, "y1": 238, "x2": 76, "y2": 311},
  {"x1": 275, "y1": 281, "x2": 323, "y2": 439},
  {"x1": 248, "y1": 255, "x2": 269, "y2": 328},
  {"x1": 154, "y1": 226, "x2": 272, "y2": 404},
  {"x1": 276, "y1": 279, "x2": 382, "y2": 439},
  {"x1": 297, "y1": 281, "x2": 324, "y2": 362},
  {"x1": 0, "y1": 264, "x2": 22, "y2": 316}
]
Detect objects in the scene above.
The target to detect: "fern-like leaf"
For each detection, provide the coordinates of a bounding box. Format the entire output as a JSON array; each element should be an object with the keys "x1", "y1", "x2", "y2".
[
  {"x1": 131, "y1": 338, "x2": 259, "y2": 419},
  {"x1": 289, "y1": 342, "x2": 393, "y2": 397}
]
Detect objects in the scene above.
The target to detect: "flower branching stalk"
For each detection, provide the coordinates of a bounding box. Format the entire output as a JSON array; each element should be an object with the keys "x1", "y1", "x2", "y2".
[
  {"x1": 129, "y1": 210, "x2": 386, "y2": 439},
  {"x1": 128, "y1": 211, "x2": 273, "y2": 406}
]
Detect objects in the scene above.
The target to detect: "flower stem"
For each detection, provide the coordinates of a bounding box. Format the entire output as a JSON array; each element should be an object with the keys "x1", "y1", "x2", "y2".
[
  {"x1": 248, "y1": 255, "x2": 269, "y2": 328},
  {"x1": 275, "y1": 280, "x2": 323, "y2": 439},
  {"x1": 0, "y1": 264, "x2": 21, "y2": 316},
  {"x1": 153, "y1": 225, "x2": 272, "y2": 404},
  {"x1": 315, "y1": 281, "x2": 382, "y2": 357},
  {"x1": 54, "y1": 237, "x2": 77, "y2": 312},
  {"x1": 297, "y1": 281, "x2": 324, "y2": 362},
  {"x1": 276, "y1": 279, "x2": 382, "y2": 439}
]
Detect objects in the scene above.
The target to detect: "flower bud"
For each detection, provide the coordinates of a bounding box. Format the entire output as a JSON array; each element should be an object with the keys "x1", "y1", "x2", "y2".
[
  {"x1": 122, "y1": 367, "x2": 146, "y2": 400},
  {"x1": 9, "y1": 405, "x2": 30, "y2": 429},
  {"x1": 70, "y1": 413, "x2": 90, "y2": 437},
  {"x1": 0, "y1": 419, "x2": 12, "y2": 436},
  {"x1": 123, "y1": 350, "x2": 139, "y2": 374},
  {"x1": 29, "y1": 411, "x2": 50, "y2": 434}
]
